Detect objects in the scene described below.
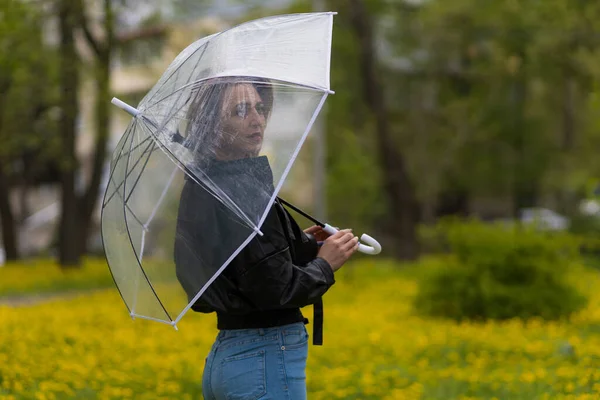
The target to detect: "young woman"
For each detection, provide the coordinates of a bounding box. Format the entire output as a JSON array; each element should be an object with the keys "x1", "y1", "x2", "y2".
[{"x1": 174, "y1": 77, "x2": 358, "y2": 400}]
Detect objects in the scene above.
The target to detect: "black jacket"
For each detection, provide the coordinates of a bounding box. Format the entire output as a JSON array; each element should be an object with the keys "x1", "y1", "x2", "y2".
[{"x1": 174, "y1": 156, "x2": 334, "y2": 344}]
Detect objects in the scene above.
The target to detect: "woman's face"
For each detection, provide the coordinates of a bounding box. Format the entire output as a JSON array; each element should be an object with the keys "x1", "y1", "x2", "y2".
[{"x1": 217, "y1": 83, "x2": 267, "y2": 160}]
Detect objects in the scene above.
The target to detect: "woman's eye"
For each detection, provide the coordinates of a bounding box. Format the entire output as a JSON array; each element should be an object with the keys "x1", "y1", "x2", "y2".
[
  {"x1": 255, "y1": 103, "x2": 265, "y2": 116},
  {"x1": 235, "y1": 103, "x2": 247, "y2": 118}
]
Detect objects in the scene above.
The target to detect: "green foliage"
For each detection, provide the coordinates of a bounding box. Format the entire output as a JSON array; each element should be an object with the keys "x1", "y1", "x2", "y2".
[
  {"x1": 0, "y1": 0, "x2": 60, "y2": 175},
  {"x1": 235, "y1": 0, "x2": 600, "y2": 243},
  {"x1": 326, "y1": 127, "x2": 386, "y2": 234},
  {"x1": 568, "y1": 210, "x2": 600, "y2": 269},
  {"x1": 414, "y1": 220, "x2": 587, "y2": 321},
  {"x1": 569, "y1": 212, "x2": 600, "y2": 241},
  {"x1": 323, "y1": 0, "x2": 387, "y2": 233},
  {"x1": 386, "y1": 0, "x2": 600, "y2": 205}
]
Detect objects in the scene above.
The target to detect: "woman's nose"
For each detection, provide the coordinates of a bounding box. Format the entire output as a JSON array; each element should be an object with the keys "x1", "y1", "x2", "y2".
[{"x1": 248, "y1": 107, "x2": 265, "y2": 126}]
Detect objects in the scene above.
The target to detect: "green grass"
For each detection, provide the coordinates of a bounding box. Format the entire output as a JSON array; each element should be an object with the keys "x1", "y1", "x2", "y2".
[{"x1": 0, "y1": 258, "x2": 114, "y2": 298}]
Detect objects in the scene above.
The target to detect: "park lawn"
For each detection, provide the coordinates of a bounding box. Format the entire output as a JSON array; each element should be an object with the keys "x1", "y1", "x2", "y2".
[{"x1": 1, "y1": 258, "x2": 600, "y2": 399}]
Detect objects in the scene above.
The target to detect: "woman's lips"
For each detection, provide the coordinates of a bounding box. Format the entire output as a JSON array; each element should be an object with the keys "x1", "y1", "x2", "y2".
[{"x1": 247, "y1": 132, "x2": 263, "y2": 143}]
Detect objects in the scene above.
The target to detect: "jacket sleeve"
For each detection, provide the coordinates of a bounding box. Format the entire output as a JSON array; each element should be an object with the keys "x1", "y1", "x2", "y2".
[
  {"x1": 233, "y1": 246, "x2": 335, "y2": 310},
  {"x1": 225, "y1": 201, "x2": 335, "y2": 310}
]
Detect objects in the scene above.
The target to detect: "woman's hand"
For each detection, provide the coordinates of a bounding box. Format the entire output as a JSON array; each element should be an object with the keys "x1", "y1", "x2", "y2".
[
  {"x1": 316, "y1": 229, "x2": 359, "y2": 272},
  {"x1": 303, "y1": 225, "x2": 331, "y2": 242}
]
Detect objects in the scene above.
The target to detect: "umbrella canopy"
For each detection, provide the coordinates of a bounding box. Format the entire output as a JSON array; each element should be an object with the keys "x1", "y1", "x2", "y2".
[{"x1": 102, "y1": 12, "x2": 336, "y2": 328}]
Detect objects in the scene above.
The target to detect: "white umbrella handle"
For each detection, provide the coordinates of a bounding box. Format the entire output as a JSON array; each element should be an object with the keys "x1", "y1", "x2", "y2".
[{"x1": 322, "y1": 224, "x2": 382, "y2": 255}]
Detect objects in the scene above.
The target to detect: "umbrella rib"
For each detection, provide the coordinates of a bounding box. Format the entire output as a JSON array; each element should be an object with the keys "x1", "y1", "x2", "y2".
[
  {"x1": 258, "y1": 92, "x2": 329, "y2": 229},
  {"x1": 142, "y1": 38, "x2": 211, "y2": 108},
  {"x1": 122, "y1": 123, "x2": 173, "y2": 323},
  {"x1": 143, "y1": 77, "x2": 332, "y2": 116},
  {"x1": 109, "y1": 120, "x2": 157, "y2": 174},
  {"x1": 139, "y1": 117, "x2": 264, "y2": 235},
  {"x1": 174, "y1": 229, "x2": 261, "y2": 325},
  {"x1": 103, "y1": 122, "x2": 136, "y2": 208},
  {"x1": 122, "y1": 124, "x2": 141, "y2": 316},
  {"x1": 142, "y1": 41, "x2": 210, "y2": 111},
  {"x1": 130, "y1": 313, "x2": 173, "y2": 326},
  {"x1": 325, "y1": 14, "x2": 333, "y2": 89},
  {"x1": 144, "y1": 166, "x2": 178, "y2": 230},
  {"x1": 124, "y1": 140, "x2": 156, "y2": 204},
  {"x1": 104, "y1": 133, "x2": 156, "y2": 206},
  {"x1": 154, "y1": 43, "x2": 208, "y2": 133},
  {"x1": 114, "y1": 134, "x2": 158, "y2": 163},
  {"x1": 100, "y1": 125, "x2": 136, "y2": 317},
  {"x1": 137, "y1": 167, "x2": 178, "y2": 265},
  {"x1": 124, "y1": 203, "x2": 145, "y2": 228}
]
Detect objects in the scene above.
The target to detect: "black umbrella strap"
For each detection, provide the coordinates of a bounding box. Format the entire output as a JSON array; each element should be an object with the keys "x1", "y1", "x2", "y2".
[
  {"x1": 277, "y1": 197, "x2": 325, "y2": 227},
  {"x1": 313, "y1": 297, "x2": 324, "y2": 346}
]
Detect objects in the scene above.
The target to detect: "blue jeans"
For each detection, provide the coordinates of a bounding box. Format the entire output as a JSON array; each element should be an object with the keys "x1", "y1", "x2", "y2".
[{"x1": 202, "y1": 322, "x2": 309, "y2": 400}]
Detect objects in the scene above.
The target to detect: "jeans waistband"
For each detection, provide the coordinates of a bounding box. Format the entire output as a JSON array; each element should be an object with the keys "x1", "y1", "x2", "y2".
[{"x1": 217, "y1": 322, "x2": 306, "y2": 340}]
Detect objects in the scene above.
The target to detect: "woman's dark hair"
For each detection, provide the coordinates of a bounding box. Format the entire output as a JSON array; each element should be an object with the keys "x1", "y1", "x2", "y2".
[{"x1": 182, "y1": 76, "x2": 273, "y2": 165}]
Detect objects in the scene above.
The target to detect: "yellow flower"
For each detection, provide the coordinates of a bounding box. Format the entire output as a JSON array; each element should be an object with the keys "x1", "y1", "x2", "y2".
[{"x1": 3, "y1": 259, "x2": 600, "y2": 398}]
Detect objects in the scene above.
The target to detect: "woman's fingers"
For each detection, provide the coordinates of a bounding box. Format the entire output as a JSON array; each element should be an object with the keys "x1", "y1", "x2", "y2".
[
  {"x1": 309, "y1": 226, "x2": 358, "y2": 244},
  {"x1": 331, "y1": 230, "x2": 352, "y2": 244},
  {"x1": 304, "y1": 225, "x2": 331, "y2": 241},
  {"x1": 333, "y1": 231, "x2": 357, "y2": 253},
  {"x1": 333, "y1": 228, "x2": 352, "y2": 237},
  {"x1": 304, "y1": 225, "x2": 320, "y2": 234},
  {"x1": 342, "y1": 236, "x2": 359, "y2": 252}
]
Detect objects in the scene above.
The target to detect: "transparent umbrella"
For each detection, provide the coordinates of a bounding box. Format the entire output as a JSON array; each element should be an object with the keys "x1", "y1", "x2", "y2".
[{"x1": 102, "y1": 12, "x2": 381, "y2": 329}]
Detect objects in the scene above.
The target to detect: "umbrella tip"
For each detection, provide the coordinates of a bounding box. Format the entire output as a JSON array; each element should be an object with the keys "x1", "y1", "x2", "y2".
[{"x1": 112, "y1": 97, "x2": 141, "y2": 117}]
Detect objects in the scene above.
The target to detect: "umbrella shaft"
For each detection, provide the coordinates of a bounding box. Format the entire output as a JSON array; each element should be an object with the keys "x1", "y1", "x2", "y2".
[{"x1": 277, "y1": 197, "x2": 324, "y2": 227}]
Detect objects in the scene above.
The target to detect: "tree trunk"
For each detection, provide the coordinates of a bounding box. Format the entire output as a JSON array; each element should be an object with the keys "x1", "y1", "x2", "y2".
[
  {"x1": 0, "y1": 77, "x2": 19, "y2": 261},
  {"x1": 511, "y1": 78, "x2": 538, "y2": 218},
  {"x1": 58, "y1": 0, "x2": 82, "y2": 267},
  {"x1": 348, "y1": 0, "x2": 420, "y2": 260},
  {"x1": 75, "y1": 0, "x2": 114, "y2": 256},
  {"x1": 562, "y1": 77, "x2": 576, "y2": 152},
  {"x1": 77, "y1": 56, "x2": 111, "y2": 255},
  {"x1": 0, "y1": 163, "x2": 19, "y2": 261},
  {"x1": 436, "y1": 187, "x2": 470, "y2": 218},
  {"x1": 555, "y1": 76, "x2": 577, "y2": 215}
]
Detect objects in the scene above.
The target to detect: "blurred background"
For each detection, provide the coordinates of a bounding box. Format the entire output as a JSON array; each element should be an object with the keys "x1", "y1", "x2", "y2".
[{"x1": 3, "y1": 0, "x2": 600, "y2": 399}]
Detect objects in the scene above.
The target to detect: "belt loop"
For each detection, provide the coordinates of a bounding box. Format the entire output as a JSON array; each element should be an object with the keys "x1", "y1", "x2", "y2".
[{"x1": 258, "y1": 328, "x2": 265, "y2": 336}]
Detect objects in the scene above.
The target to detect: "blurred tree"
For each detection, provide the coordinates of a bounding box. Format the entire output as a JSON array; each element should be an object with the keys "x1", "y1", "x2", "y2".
[
  {"x1": 56, "y1": 0, "x2": 214, "y2": 266},
  {"x1": 55, "y1": 0, "x2": 116, "y2": 267},
  {"x1": 386, "y1": 0, "x2": 600, "y2": 221},
  {"x1": 170, "y1": 0, "x2": 211, "y2": 21},
  {"x1": 56, "y1": 0, "x2": 81, "y2": 266},
  {"x1": 69, "y1": 0, "x2": 600, "y2": 263},
  {"x1": 347, "y1": 0, "x2": 420, "y2": 260},
  {"x1": 0, "y1": 0, "x2": 60, "y2": 261},
  {"x1": 74, "y1": 0, "x2": 115, "y2": 264},
  {"x1": 239, "y1": 0, "x2": 600, "y2": 260}
]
